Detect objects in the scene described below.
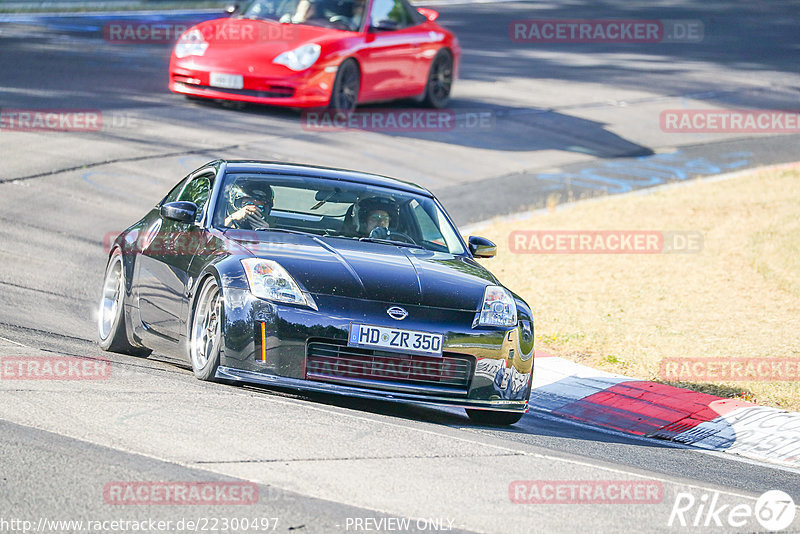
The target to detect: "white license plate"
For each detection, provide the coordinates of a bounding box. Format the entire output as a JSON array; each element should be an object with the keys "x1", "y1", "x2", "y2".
[
  {"x1": 348, "y1": 324, "x2": 443, "y2": 356},
  {"x1": 209, "y1": 72, "x2": 244, "y2": 90}
]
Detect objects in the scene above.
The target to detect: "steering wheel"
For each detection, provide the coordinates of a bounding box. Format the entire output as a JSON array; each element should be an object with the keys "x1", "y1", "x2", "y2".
[
  {"x1": 370, "y1": 228, "x2": 416, "y2": 244},
  {"x1": 389, "y1": 231, "x2": 417, "y2": 244},
  {"x1": 328, "y1": 15, "x2": 355, "y2": 30}
]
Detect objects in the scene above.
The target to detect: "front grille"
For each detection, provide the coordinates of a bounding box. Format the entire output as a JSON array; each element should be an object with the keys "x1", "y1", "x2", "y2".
[
  {"x1": 178, "y1": 82, "x2": 295, "y2": 99},
  {"x1": 305, "y1": 340, "x2": 473, "y2": 396}
]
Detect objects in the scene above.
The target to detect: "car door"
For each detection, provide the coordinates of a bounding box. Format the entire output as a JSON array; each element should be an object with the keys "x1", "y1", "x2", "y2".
[
  {"x1": 136, "y1": 170, "x2": 215, "y2": 344},
  {"x1": 359, "y1": 0, "x2": 423, "y2": 99}
]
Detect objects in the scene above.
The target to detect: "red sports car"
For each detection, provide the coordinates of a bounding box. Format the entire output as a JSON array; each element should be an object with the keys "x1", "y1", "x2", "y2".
[{"x1": 168, "y1": 0, "x2": 460, "y2": 110}]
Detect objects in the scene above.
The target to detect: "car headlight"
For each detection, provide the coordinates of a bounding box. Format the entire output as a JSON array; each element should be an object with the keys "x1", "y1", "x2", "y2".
[
  {"x1": 241, "y1": 258, "x2": 317, "y2": 310},
  {"x1": 273, "y1": 44, "x2": 321, "y2": 71},
  {"x1": 478, "y1": 285, "x2": 517, "y2": 327},
  {"x1": 175, "y1": 29, "x2": 209, "y2": 59}
]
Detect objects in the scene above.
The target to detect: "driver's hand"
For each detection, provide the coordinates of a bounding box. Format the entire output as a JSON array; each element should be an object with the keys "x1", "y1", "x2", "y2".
[
  {"x1": 369, "y1": 226, "x2": 390, "y2": 240},
  {"x1": 230, "y1": 205, "x2": 259, "y2": 222}
]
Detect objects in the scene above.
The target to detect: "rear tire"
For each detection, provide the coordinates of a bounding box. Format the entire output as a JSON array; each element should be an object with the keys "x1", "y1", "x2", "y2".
[
  {"x1": 97, "y1": 250, "x2": 151, "y2": 357},
  {"x1": 189, "y1": 277, "x2": 224, "y2": 381},
  {"x1": 329, "y1": 59, "x2": 360, "y2": 112},
  {"x1": 422, "y1": 49, "x2": 453, "y2": 109},
  {"x1": 466, "y1": 409, "x2": 524, "y2": 426}
]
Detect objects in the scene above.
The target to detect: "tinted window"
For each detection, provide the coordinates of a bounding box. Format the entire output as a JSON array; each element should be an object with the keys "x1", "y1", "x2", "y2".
[
  {"x1": 214, "y1": 173, "x2": 466, "y2": 254},
  {"x1": 177, "y1": 173, "x2": 214, "y2": 223},
  {"x1": 369, "y1": 0, "x2": 412, "y2": 29},
  {"x1": 242, "y1": 0, "x2": 366, "y2": 31},
  {"x1": 161, "y1": 177, "x2": 190, "y2": 205}
]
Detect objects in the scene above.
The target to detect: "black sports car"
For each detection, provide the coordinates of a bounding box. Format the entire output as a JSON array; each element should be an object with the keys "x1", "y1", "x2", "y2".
[{"x1": 98, "y1": 160, "x2": 534, "y2": 424}]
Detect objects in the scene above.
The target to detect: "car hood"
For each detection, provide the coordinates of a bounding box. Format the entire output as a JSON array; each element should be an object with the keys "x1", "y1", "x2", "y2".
[
  {"x1": 190, "y1": 17, "x2": 339, "y2": 63},
  {"x1": 224, "y1": 231, "x2": 498, "y2": 310}
]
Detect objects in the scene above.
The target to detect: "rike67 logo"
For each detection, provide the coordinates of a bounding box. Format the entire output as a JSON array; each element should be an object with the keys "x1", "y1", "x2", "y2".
[{"x1": 669, "y1": 490, "x2": 796, "y2": 531}]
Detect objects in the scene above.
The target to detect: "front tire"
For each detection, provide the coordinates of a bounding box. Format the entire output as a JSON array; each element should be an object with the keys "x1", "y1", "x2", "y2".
[
  {"x1": 466, "y1": 409, "x2": 524, "y2": 426},
  {"x1": 97, "y1": 250, "x2": 151, "y2": 357},
  {"x1": 329, "y1": 59, "x2": 360, "y2": 112},
  {"x1": 422, "y1": 49, "x2": 453, "y2": 109},
  {"x1": 189, "y1": 277, "x2": 224, "y2": 381}
]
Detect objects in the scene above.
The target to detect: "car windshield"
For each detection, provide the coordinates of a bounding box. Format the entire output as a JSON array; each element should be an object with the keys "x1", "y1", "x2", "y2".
[
  {"x1": 239, "y1": 0, "x2": 366, "y2": 31},
  {"x1": 214, "y1": 172, "x2": 466, "y2": 255}
]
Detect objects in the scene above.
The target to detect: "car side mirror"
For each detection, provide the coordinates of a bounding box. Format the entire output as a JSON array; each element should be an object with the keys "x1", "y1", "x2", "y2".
[
  {"x1": 469, "y1": 236, "x2": 496, "y2": 258},
  {"x1": 225, "y1": 4, "x2": 239, "y2": 15},
  {"x1": 160, "y1": 201, "x2": 198, "y2": 224},
  {"x1": 417, "y1": 8, "x2": 439, "y2": 22}
]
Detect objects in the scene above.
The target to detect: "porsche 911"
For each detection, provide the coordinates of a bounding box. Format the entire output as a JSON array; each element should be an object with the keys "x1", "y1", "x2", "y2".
[{"x1": 168, "y1": 0, "x2": 459, "y2": 110}]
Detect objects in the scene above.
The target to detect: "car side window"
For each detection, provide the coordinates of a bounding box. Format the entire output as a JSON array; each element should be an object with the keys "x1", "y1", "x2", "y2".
[
  {"x1": 177, "y1": 172, "x2": 214, "y2": 223},
  {"x1": 369, "y1": 0, "x2": 412, "y2": 30},
  {"x1": 161, "y1": 177, "x2": 190, "y2": 205},
  {"x1": 410, "y1": 200, "x2": 447, "y2": 247}
]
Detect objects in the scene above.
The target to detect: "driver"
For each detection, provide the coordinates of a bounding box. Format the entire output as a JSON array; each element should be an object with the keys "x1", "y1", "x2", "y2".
[
  {"x1": 224, "y1": 181, "x2": 274, "y2": 230},
  {"x1": 350, "y1": 0, "x2": 366, "y2": 28},
  {"x1": 291, "y1": 0, "x2": 317, "y2": 23},
  {"x1": 354, "y1": 196, "x2": 400, "y2": 239}
]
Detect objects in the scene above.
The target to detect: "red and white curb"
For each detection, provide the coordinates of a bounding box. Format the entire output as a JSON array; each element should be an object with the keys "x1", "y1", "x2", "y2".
[{"x1": 531, "y1": 352, "x2": 800, "y2": 470}]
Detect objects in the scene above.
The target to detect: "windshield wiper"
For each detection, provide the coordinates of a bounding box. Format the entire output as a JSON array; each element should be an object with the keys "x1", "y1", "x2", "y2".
[{"x1": 358, "y1": 237, "x2": 425, "y2": 250}]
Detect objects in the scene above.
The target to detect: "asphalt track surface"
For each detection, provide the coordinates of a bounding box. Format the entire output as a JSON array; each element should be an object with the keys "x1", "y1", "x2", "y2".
[{"x1": 1, "y1": 1, "x2": 799, "y2": 532}]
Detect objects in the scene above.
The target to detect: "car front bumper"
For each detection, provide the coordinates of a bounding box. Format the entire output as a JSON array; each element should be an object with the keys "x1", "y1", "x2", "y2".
[
  {"x1": 169, "y1": 60, "x2": 336, "y2": 108},
  {"x1": 216, "y1": 366, "x2": 530, "y2": 412},
  {"x1": 219, "y1": 288, "x2": 535, "y2": 412}
]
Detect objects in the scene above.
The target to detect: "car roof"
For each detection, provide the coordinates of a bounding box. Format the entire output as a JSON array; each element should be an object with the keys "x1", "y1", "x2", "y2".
[{"x1": 221, "y1": 160, "x2": 433, "y2": 197}]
